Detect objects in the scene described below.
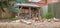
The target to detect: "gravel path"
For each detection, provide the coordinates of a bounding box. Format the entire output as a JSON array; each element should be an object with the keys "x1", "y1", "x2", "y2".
[
  {"x1": 0, "y1": 22, "x2": 60, "y2": 28},
  {"x1": 0, "y1": 19, "x2": 60, "y2": 28}
]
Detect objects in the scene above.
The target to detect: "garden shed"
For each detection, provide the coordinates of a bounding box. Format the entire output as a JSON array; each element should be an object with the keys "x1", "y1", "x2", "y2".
[{"x1": 14, "y1": 3, "x2": 41, "y2": 19}]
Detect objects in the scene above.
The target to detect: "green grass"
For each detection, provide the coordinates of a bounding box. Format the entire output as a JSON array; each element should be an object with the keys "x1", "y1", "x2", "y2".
[
  {"x1": 7, "y1": 18, "x2": 31, "y2": 21},
  {"x1": 7, "y1": 18, "x2": 19, "y2": 21}
]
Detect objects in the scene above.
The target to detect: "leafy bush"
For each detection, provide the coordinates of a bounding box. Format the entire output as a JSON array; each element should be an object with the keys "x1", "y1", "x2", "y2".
[{"x1": 44, "y1": 13, "x2": 54, "y2": 19}]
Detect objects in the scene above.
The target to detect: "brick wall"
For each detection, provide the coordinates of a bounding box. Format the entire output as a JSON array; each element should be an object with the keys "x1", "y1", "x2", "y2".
[
  {"x1": 27, "y1": 0, "x2": 59, "y2": 6},
  {"x1": 28, "y1": 0, "x2": 47, "y2": 6},
  {"x1": 47, "y1": 0, "x2": 59, "y2": 3}
]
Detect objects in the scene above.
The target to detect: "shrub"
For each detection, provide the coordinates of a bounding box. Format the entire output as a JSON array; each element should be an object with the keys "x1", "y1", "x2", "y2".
[{"x1": 44, "y1": 13, "x2": 54, "y2": 19}]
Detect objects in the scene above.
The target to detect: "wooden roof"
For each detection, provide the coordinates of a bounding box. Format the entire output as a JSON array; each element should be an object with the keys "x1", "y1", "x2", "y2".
[{"x1": 15, "y1": 3, "x2": 41, "y2": 8}]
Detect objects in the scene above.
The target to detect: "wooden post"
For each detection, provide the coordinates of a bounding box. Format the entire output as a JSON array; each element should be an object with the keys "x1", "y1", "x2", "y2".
[
  {"x1": 38, "y1": 8, "x2": 41, "y2": 21},
  {"x1": 29, "y1": 7, "x2": 31, "y2": 18},
  {"x1": 18, "y1": 6, "x2": 22, "y2": 16}
]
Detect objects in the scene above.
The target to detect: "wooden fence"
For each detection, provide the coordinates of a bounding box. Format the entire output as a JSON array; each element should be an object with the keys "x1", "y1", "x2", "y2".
[{"x1": 48, "y1": 2, "x2": 60, "y2": 19}]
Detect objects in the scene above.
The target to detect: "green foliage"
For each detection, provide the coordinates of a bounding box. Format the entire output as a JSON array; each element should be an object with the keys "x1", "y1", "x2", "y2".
[
  {"x1": 0, "y1": 0, "x2": 11, "y2": 12},
  {"x1": 8, "y1": 18, "x2": 19, "y2": 21},
  {"x1": 44, "y1": 13, "x2": 54, "y2": 19},
  {"x1": 0, "y1": 0, "x2": 9, "y2": 7},
  {"x1": 8, "y1": 6, "x2": 20, "y2": 14},
  {"x1": 0, "y1": 0, "x2": 5, "y2": 2},
  {"x1": 0, "y1": 0, "x2": 28, "y2": 14},
  {"x1": 14, "y1": 0, "x2": 28, "y2": 3},
  {"x1": 0, "y1": 0, "x2": 20, "y2": 18}
]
